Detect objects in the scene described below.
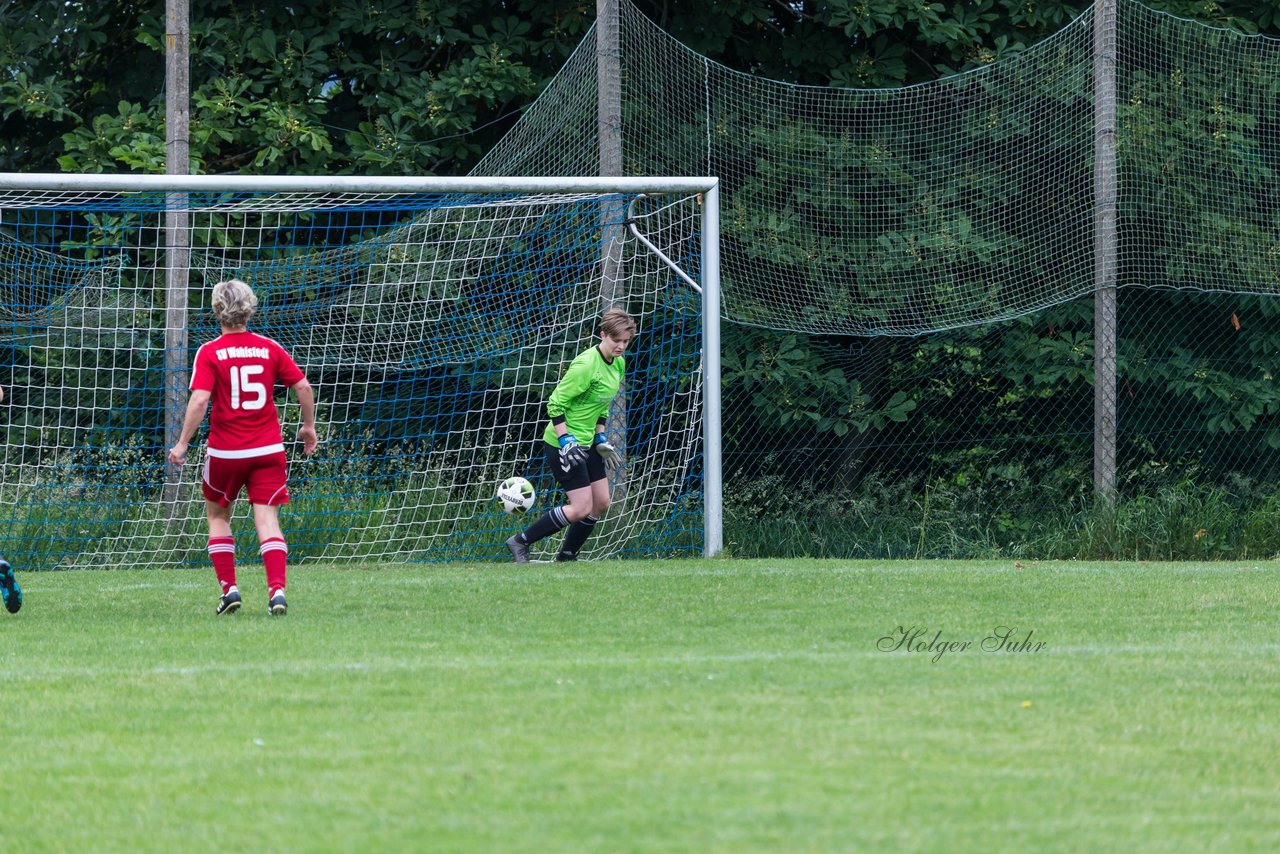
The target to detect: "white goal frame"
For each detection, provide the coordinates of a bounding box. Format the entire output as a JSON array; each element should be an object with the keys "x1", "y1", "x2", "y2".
[{"x1": 0, "y1": 173, "x2": 723, "y2": 560}]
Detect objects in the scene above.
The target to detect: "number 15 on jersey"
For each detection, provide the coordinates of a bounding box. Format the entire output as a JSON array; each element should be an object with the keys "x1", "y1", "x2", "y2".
[{"x1": 229, "y1": 364, "x2": 267, "y2": 410}]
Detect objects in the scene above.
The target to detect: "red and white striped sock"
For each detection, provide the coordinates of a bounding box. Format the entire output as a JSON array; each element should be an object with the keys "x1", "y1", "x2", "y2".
[
  {"x1": 260, "y1": 537, "x2": 288, "y2": 596},
  {"x1": 208, "y1": 536, "x2": 237, "y2": 594}
]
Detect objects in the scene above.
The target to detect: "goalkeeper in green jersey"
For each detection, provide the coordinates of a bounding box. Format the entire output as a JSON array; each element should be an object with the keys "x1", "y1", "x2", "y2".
[{"x1": 506, "y1": 308, "x2": 637, "y2": 563}]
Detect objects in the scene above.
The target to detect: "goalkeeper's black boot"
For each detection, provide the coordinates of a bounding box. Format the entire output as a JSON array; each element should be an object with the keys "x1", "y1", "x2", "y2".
[
  {"x1": 554, "y1": 550, "x2": 578, "y2": 562},
  {"x1": 215, "y1": 587, "x2": 242, "y2": 616},
  {"x1": 506, "y1": 534, "x2": 530, "y2": 565},
  {"x1": 0, "y1": 558, "x2": 21, "y2": 614},
  {"x1": 268, "y1": 589, "x2": 288, "y2": 617}
]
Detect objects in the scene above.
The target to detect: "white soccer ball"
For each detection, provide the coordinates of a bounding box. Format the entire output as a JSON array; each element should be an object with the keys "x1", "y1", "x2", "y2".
[{"x1": 496, "y1": 476, "x2": 536, "y2": 514}]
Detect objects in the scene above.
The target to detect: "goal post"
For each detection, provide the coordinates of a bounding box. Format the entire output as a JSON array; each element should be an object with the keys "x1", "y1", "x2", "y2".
[{"x1": 0, "y1": 173, "x2": 721, "y2": 569}]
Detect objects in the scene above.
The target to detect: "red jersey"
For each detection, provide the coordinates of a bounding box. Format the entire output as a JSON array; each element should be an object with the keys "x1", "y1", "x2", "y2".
[{"x1": 190, "y1": 331, "x2": 306, "y2": 458}]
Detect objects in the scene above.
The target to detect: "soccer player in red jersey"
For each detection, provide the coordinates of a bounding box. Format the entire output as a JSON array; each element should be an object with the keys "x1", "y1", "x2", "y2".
[{"x1": 168, "y1": 279, "x2": 318, "y2": 616}]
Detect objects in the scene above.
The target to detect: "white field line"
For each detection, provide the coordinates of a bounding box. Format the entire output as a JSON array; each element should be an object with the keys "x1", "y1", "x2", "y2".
[{"x1": 5, "y1": 642, "x2": 1274, "y2": 683}]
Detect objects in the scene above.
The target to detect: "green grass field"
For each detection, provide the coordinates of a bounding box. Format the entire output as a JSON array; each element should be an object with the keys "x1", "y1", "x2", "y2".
[{"x1": 1, "y1": 559, "x2": 1278, "y2": 852}]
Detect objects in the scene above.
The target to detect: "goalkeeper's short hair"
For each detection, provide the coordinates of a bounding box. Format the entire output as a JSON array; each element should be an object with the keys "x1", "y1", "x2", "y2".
[{"x1": 599, "y1": 307, "x2": 637, "y2": 339}]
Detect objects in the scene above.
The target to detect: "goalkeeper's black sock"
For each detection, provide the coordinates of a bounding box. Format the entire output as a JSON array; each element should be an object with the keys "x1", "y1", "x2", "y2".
[
  {"x1": 557, "y1": 515, "x2": 599, "y2": 560},
  {"x1": 519, "y1": 506, "x2": 571, "y2": 545}
]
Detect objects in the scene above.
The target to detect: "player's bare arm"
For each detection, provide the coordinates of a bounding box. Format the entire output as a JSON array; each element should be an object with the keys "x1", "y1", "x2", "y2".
[
  {"x1": 167, "y1": 389, "x2": 213, "y2": 465},
  {"x1": 291, "y1": 377, "x2": 318, "y2": 455}
]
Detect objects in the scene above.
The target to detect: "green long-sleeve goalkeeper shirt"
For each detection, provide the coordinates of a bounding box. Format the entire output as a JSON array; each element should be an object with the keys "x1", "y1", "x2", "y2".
[{"x1": 542, "y1": 345, "x2": 625, "y2": 447}]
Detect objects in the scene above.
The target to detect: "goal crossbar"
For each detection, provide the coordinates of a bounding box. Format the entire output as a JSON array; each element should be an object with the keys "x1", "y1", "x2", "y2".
[{"x1": 0, "y1": 173, "x2": 717, "y2": 196}]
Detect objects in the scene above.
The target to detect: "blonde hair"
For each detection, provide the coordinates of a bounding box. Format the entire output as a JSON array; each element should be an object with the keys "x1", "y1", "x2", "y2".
[
  {"x1": 599, "y1": 307, "x2": 637, "y2": 340},
  {"x1": 211, "y1": 279, "x2": 258, "y2": 327}
]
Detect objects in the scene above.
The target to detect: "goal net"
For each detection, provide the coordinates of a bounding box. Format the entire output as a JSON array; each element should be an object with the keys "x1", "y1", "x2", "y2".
[
  {"x1": 473, "y1": 0, "x2": 1280, "y2": 558},
  {"x1": 0, "y1": 177, "x2": 715, "y2": 569}
]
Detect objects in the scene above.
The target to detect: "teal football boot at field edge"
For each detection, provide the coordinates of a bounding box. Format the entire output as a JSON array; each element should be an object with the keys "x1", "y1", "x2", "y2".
[{"x1": 0, "y1": 559, "x2": 21, "y2": 614}]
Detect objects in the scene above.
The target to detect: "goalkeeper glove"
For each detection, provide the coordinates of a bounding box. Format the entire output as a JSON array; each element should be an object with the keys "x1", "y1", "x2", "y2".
[
  {"x1": 557, "y1": 433, "x2": 589, "y2": 472},
  {"x1": 592, "y1": 433, "x2": 623, "y2": 472}
]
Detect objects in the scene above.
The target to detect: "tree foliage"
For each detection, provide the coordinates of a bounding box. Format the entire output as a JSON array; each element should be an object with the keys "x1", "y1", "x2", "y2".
[
  {"x1": 0, "y1": 0, "x2": 593, "y2": 175},
  {"x1": 634, "y1": 0, "x2": 1279, "y2": 87},
  {"x1": 4, "y1": 1, "x2": 1276, "y2": 175}
]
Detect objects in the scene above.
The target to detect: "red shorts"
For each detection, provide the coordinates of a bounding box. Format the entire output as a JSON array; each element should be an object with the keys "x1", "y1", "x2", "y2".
[{"x1": 202, "y1": 451, "x2": 290, "y2": 506}]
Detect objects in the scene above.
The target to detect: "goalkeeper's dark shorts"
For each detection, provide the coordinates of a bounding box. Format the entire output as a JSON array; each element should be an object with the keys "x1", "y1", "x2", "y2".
[{"x1": 543, "y1": 441, "x2": 606, "y2": 492}]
